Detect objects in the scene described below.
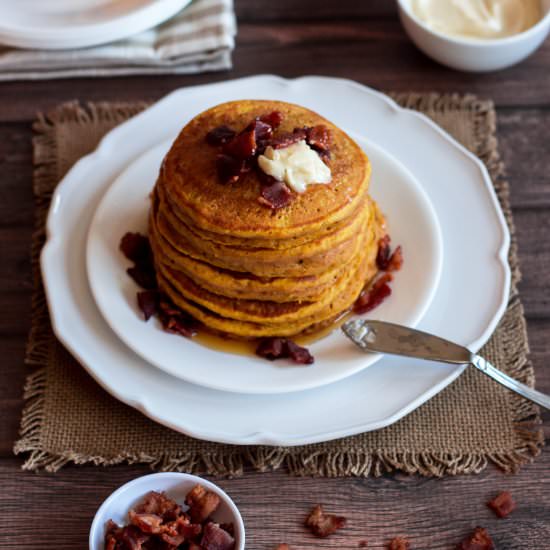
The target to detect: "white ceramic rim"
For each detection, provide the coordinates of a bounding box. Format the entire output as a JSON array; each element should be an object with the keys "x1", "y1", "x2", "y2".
[
  {"x1": 40, "y1": 76, "x2": 511, "y2": 445},
  {"x1": 397, "y1": 0, "x2": 550, "y2": 46},
  {"x1": 0, "y1": 0, "x2": 191, "y2": 49},
  {"x1": 85, "y1": 136, "x2": 443, "y2": 394},
  {"x1": 88, "y1": 472, "x2": 245, "y2": 550}
]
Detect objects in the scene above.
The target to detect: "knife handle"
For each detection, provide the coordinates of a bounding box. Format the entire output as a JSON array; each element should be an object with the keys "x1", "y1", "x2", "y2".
[{"x1": 471, "y1": 355, "x2": 550, "y2": 411}]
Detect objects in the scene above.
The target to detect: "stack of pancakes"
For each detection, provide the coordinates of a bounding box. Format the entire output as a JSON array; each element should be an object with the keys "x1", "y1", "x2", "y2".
[{"x1": 149, "y1": 100, "x2": 385, "y2": 339}]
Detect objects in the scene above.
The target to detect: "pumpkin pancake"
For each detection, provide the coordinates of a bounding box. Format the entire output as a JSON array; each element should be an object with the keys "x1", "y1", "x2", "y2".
[{"x1": 148, "y1": 99, "x2": 386, "y2": 339}]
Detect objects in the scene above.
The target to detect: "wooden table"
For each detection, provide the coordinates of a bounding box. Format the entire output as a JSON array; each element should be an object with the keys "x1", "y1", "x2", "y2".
[{"x1": 1, "y1": 2, "x2": 549, "y2": 548}]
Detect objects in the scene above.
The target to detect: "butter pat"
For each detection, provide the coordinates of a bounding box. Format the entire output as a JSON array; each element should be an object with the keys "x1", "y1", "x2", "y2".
[
  {"x1": 410, "y1": 0, "x2": 542, "y2": 40},
  {"x1": 258, "y1": 141, "x2": 331, "y2": 194}
]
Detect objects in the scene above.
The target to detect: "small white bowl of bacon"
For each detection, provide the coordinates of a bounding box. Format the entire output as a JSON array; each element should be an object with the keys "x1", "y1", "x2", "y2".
[{"x1": 89, "y1": 472, "x2": 245, "y2": 550}]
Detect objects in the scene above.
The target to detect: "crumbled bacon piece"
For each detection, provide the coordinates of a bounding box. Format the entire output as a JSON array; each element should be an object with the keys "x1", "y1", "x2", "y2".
[
  {"x1": 286, "y1": 339, "x2": 315, "y2": 364},
  {"x1": 216, "y1": 154, "x2": 249, "y2": 185},
  {"x1": 201, "y1": 522, "x2": 236, "y2": 550},
  {"x1": 353, "y1": 273, "x2": 393, "y2": 314},
  {"x1": 376, "y1": 235, "x2": 392, "y2": 270},
  {"x1": 127, "y1": 264, "x2": 157, "y2": 290},
  {"x1": 487, "y1": 491, "x2": 516, "y2": 518},
  {"x1": 258, "y1": 180, "x2": 293, "y2": 210},
  {"x1": 358, "y1": 541, "x2": 368, "y2": 548},
  {"x1": 386, "y1": 245, "x2": 404, "y2": 272},
  {"x1": 275, "y1": 545, "x2": 291, "y2": 550},
  {"x1": 128, "y1": 511, "x2": 163, "y2": 534},
  {"x1": 186, "y1": 484, "x2": 221, "y2": 524},
  {"x1": 120, "y1": 232, "x2": 151, "y2": 265},
  {"x1": 119, "y1": 525, "x2": 150, "y2": 550},
  {"x1": 223, "y1": 125, "x2": 257, "y2": 160},
  {"x1": 158, "y1": 300, "x2": 199, "y2": 338},
  {"x1": 307, "y1": 125, "x2": 331, "y2": 153},
  {"x1": 305, "y1": 504, "x2": 346, "y2": 538},
  {"x1": 388, "y1": 536, "x2": 410, "y2": 550},
  {"x1": 456, "y1": 527, "x2": 495, "y2": 550},
  {"x1": 260, "y1": 110, "x2": 284, "y2": 129},
  {"x1": 220, "y1": 523, "x2": 235, "y2": 537},
  {"x1": 134, "y1": 491, "x2": 183, "y2": 521},
  {"x1": 270, "y1": 127, "x2": 308, "y2": 149},
  {"x1": 256, "y1": 338, "x2": 314, "y2": 365},
  {"x1": 206, "y1": 125, "x2": 236, "y2": 146},
  {"x1": 137, "y1": 290, "x2": 159, "y2": 321}
]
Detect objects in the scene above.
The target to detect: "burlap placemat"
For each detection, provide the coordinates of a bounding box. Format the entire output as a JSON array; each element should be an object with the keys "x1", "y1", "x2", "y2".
[{"x1": 15, "y1": 94, "x2": 544, "y2": 476}]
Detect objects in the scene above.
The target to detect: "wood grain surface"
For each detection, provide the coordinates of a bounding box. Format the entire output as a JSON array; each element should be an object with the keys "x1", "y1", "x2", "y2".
[{"x1": 0, "y1": 2, "x2": 548, "y2": 548}]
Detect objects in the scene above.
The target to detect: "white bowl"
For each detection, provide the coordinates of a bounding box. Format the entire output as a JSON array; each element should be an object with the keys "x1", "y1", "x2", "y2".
[
  {"x1": 397, "y1": 0, "x2": 550, "y2": 72},
  {"x1": 89, "y1": 472, "x2": 245, "y2": 550}
]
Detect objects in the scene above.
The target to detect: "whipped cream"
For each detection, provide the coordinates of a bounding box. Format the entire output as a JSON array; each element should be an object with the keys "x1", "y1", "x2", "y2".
[
  {"x1": 410, "y1": 0, "x2": 542, "y2": 39},
  {"x1": 257, "y1": 140, "x2": 331, "y2": 194}
]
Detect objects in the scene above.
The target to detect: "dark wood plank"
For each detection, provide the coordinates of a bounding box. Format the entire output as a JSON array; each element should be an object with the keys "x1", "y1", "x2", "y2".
[
  {"x1": 235, "y1": 0, "x2": 398, "y2": 21},
  {"x1": 0, "y1": 20, "x2": 549, "y2": 123},
  {"x1": 0, "y1": 454, "x2": 549, "y2": 549}
]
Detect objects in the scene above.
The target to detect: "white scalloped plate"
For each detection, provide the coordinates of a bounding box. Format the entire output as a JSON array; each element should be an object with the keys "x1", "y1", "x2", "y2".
[{"x1": 41, "y1": 76, "x2": 510, "y2": 445}]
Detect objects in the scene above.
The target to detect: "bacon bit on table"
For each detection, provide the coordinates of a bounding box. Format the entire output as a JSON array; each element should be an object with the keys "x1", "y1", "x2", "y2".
[
  {"x1": 256, "y1": 337, "x2": 314, "y2": 365},
  {"x1": 358, "y1": 541, "x2": 368, "y2": 548},
  {"x1": 305, "y1": 504, "x2": 347, "y2": 538},
  {"x1": 206, "y1": 125, "x2": 236, "y2": 146},
  {"x1": 105, "y1": 486, "x2": 235, "y2": 550},
  {"x1": 487, "y1": 491, "x2": 516, "y2": 518},
  {"x1": 353, "y1": 273, "x2": 393, "y2": 314},
  {"x1": 275, "y1": 545, "x2": 291, "y2": 550},
  {"x1": 388, "y1": 536, "x2": 410, "y2": 550},
  {"x1": 185, "y1": 484, "x2": 222, "y2": 524},
  {"x1": 456, "y1": 527, "x2": 495, "y2": 550},
  {"x1": 258, "y1": 180, "x2": 293, "y2": 209},
  {"x1": 201, "y1": 522, "x2": 236, "y2": 550}
]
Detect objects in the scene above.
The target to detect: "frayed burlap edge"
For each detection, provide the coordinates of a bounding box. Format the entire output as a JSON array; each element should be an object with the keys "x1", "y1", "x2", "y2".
[{"x1": 14, "y1": 96, "x2": 544, "y2": 475}]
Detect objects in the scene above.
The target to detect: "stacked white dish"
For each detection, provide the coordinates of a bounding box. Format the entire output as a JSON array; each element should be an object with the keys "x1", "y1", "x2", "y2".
[{"x1": 41, "y1": 75, "x2": 510, "y2": 446}]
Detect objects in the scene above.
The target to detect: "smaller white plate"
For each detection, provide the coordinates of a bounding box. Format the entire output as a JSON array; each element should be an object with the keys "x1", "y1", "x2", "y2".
[
  {"x1": 0, "y1": 0, "x2": 190, "y2": 50},
  {"x1": 86, "y1": 135, "x2": 443, "y2": 394}
]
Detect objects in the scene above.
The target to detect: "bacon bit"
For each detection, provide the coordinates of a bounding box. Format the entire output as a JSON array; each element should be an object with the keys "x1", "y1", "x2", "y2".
[
  {"x1": 128, "y1": 511, "x2": 163, "y2": 534},
  {"x1": 275, "y1": 545, "x2": 291, "y2": 550},
  {"x1": 376, "y1": 235, "x2": 392, "y2": 270},
  {"x1": 206, "y1": 125, "x2": 237, "y2": 146},
  {"x1": 305, "y1": 504, "x2": 346, "y2": 538},
  {"x1": 134, "y1": 491, "x2": 183, "y2": 521},
  {"x1": 487, "y1": 491, "x2": 516, "y2": 518},
  {"x1": 307, "y1": 125, "x2": 331, "y2": 152},
  {"x1": 186, "y1": 484, "x2": 221, "y2": 524},
  {"x1": 223, "y1": 125, "x2": 257, "y2": 160},
  {"x1": 354, "y1": 273, "x2": 393, "y2": 314},
  {"x1": 189, "y1": 544, "x2": 203, "y2": 550},
  {"x1": 286, "y1": 339, "x2": 315, "y2": 364},
  {"x1": 456, "y1": 527, "x2": 495, "y2": 550},
  {"x1": 220, "y1": 523, "x2": 235, "y2": 537},
  {"x1": 127, "y1": 265, "x2": 157, "y2": 290},
  {"x1": 201, "y1": 522, "x2": 236, "y2": 550},
  {"x1": 137, "y1": 290, "x2": 159, "y2": 321},
  {"x1": 260, "y1": 110, "x2": 284, "y2": 129},
  {"x1": 388, "y1": 537, "x2": 410, "y2": 550},
  {"x1": 386, "y1": 245, "x2": 404, "y2": 272},
  {"x1": 119, "y1": 525, "x2": 150, "y2": 550},
  {"x1": 358, "y1": 541, "x2": 368, "y2": 548},
  {"x1": 270, "y1": 127, "x2": 308, "y2": 149},
  {"x1": 160, "y1": 515, "x2": 202, "y2": 547},
  {"x1": 256, "y1": 337, "x2": 314, "y2": 365},
  {"x1": 258, "y1": 180, "x2": 293, "y2": 209},
  {"x1": 159, "y1": 302, "x2": 199, "y2": 338},
  {"x1": 216, "y1": 154, "x2": 249, "y2": 185},
  {"x1": 120, "y1": 232, "x2": 151, "y2": 265}
]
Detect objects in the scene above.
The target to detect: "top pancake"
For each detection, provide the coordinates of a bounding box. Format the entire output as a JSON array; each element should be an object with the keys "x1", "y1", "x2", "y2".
[{"x1": 160, "y1": 100, "x2": 371, "y2": 240}]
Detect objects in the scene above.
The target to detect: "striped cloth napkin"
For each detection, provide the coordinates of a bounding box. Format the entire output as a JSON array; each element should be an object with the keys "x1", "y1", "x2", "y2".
[{"x1": 0, "y1": 0, "x2": 236, "y2": 81}]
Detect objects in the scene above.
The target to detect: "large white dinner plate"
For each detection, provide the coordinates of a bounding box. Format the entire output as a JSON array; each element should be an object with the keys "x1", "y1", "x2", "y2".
[
  {"x1": 41, "y1": 76, "x2": 510, "y2": 445},
  {"x1": 0, "y1": 0, "x2": 190, "y2": 50},
  {"x1": 86, "y1": 137, "x2": 443, "y2": 394}
]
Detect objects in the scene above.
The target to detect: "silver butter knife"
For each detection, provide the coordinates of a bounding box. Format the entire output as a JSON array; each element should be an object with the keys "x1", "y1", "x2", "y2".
[{"x1": 342, "y1": 319, "x2": 550, "y2": 411}]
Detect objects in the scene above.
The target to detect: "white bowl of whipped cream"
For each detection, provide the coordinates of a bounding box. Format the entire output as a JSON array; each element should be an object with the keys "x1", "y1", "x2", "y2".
[{"x1": 397, "y1": 0, "x2": 550, "y2": 72}]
